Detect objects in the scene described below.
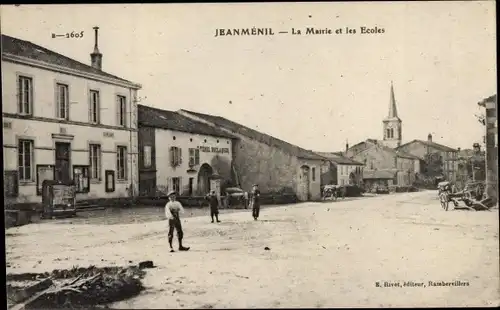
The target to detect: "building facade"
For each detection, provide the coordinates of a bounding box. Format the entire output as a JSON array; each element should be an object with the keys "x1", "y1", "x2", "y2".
[
  {"x1": 137, "y1": 105, "x2": 236, "y2": 197},
  {"x1": 346, "y1": 139, "x2": 418, "y2": 186},
  {"x1": 178, "y1": 110, "x2": 327, "y2": 201},
  {"x1": 396, "y1": 134, "x2": 458, "y2": 182},
  {"x1": 316, "y1": 152, "x2": 365, "y2": 186},
  {"x1": 2, "y1": 31, "x2": 141, "y2": 205},
  {"x1": 478, "y1": 94, "x2": 497, "y2": 204}
]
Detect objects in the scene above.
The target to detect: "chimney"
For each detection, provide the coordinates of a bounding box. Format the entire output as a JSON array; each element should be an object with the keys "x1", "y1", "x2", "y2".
[
  {"x1": 427, "y1": 133, "x2": 432, "y2": 142},
  {"x1": 90, "y1": 26, "x2": 103, "y2": 70},
  {"x1": 345, "y1": 140, "x2": 349, "y2": 155}
]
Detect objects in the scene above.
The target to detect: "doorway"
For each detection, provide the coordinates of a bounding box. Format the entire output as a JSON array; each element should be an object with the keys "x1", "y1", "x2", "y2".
[
  {"x1": 299, "y1": 165, "x2": 310, "y2": 201},
  {"x1": 197, "y1": 163, "x2": 213, "y2": 195},
  {"x1": 55, "y1": 142, "x2": 71, "y2": 182}
]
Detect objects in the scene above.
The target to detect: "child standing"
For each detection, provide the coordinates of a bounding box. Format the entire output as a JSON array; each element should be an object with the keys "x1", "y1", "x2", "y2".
[
  {"x1": 206, "y1": 190, "x2": 221, "y2": 223},
  {"x1": 165, "y1": 191, "x2": 190, "y2": 252}
]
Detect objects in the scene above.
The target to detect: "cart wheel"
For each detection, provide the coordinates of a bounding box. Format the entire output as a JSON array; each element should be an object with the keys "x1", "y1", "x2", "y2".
[{"x1": 439, "y1": 193, "x2": 449, "y2": 211}]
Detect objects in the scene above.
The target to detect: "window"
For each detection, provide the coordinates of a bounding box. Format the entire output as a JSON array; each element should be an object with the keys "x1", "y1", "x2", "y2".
[
  {"x1": 18, "y1": 139, "x2": 34, "y2": 181},
  {"x1": 170, "y1": 147, "x2": 182, "y2": 167},
  {"x1": 340, "y1": 165, "x2": 344, "y2": 175},
  {"x1": 172, "y1": 177, "x2": 181, "y2": 194},
  {"x1": 18, "y1": 76, "x2": 33, "y2": 115},
  {"x1": 89, "y1": 90, "x2": 100, "y2": 123},
  {"x1": 312, "y1": 167, "x2": 316, "y2": 181},
  {"x1": 117, "y1": 95, "x2": 127, "y2": 127},
  {"x1": 89, "y1": 144, "x2": 101, "y2": 180},
  {"x1": 117, "y1": 146, "x2": 127, "y2": 180},
  {"x1": 56, "y1": 83, "x2": 69, "y2": 119},
  {"x1": 143, "y1": 145, "x2": 152, "y2": 168},
  {"x1": 188, "y1": 148, "x2": 200, "y2": 166}
]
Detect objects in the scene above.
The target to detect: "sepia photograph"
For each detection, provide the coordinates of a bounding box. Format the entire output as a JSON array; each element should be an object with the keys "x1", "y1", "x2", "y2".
[{"x1": 2, "y1": 2, "x2": 498, "y2": 308}]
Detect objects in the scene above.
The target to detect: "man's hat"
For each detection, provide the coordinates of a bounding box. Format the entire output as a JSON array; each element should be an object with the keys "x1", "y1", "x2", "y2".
[
  {"x1": 253, "y1": 184, "x2": 258, "y2": 186},
  {"x1": 167, "y1": 190, "x2": 177, "y2": 197}
]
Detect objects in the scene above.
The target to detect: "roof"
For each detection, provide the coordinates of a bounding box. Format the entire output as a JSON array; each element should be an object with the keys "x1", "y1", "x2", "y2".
[
  {"x1": 397, "y1": 139, "x2": 457, "y2": 153},
  {"x1": 1, "y1": 34, "x2": 138, "y2": 87},
  {"x1": 361, "y1": 139, "x2": 420, "y2": 159},
  {"x1": 138, "y1": 105, "x2": 237, "y2": 139},
  {"x1": 363, "y1": 169, "x2": 397, "y2": 179},
  {"x1": 478, "y1": 94, "x2": 497, "y2": 107},
  {"x1": 180, "y1": 109, "x2": 326, "y2": 161},
  {"x1": 315, "y1": 151, "x2": 364, "y2": 165}
]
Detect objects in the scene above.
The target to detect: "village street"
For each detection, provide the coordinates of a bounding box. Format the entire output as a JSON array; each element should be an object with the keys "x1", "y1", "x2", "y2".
[{"x1": 5, "y1": 191, "x2": 499, "y2": 308}]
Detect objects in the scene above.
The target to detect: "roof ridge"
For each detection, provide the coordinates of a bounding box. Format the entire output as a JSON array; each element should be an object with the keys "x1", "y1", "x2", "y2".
[
  {"x1": 2, "y1": 34, "x2": 135, "y2": 84},
  {"x1": 182, "y1": 109, "x2": 326, "y2": 160}
]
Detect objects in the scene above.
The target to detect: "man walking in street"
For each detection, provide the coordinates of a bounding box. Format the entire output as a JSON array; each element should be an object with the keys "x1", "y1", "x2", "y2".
[
  {"x1": 165, "y1": 190, "x2": 190, "y2": 253},
  {"x1": 206, "y1": 190, "x2": 221, "y2": 223},
  {"x1": 250, "y1": 184, "x2": 261, "y2": 220}
]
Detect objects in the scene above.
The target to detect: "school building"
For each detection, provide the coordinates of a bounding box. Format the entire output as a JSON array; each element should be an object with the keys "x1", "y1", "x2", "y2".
[{"x1": 2, "y1": 29, "x2": 142, "y2": 206}]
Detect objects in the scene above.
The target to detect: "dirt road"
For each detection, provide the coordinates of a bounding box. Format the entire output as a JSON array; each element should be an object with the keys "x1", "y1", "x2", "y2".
[{"x1": 5, "y1": 191, "x2": 499, "y2": 308}]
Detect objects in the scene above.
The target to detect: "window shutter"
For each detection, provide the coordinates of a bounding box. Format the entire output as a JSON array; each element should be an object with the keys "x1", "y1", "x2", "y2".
[
  {"x1": 116, "y1": 97, "x2": 120, "y2": 125},
  {"x1": 179, "y1": 177, "x2": 183, "y2": 195},
  {"x1": 169, "y1": 147, "x2": 174, "y2": 167},
  {"x1": 179, "y1": 148, "x2": 182, "y2": 165},
  {"x1": 195, "y1": 149, "x2": 200, "y2": 165}
]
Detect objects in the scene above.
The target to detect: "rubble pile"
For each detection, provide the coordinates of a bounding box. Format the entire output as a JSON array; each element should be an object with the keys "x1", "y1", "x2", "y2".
[{"x1": 7, "y1": 263, "x2": 153, "y2": 309}]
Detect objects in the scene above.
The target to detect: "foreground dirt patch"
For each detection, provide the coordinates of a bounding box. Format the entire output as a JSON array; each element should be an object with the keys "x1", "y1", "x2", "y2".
[{"x1": 6, "y1": 263, "x2": 153, "y2": 309}]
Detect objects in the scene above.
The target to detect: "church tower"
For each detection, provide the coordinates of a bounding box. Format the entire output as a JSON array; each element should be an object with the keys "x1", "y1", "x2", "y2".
[{"x1": 382, "y1": 81, "x2": 402, "y2": 148}]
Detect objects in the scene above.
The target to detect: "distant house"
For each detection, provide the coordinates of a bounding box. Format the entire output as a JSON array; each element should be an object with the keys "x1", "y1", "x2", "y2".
[
  {"x1": 315, "y1": 151, "x2": 364, "y2": 186},
  {"x1": 346, "y1": 139, "x2": 419, "y2": 186},
  {"x1": 178, "y1": 110, "x2": 328, "y2": 201},
  {"x1": 362, "y1": 169, "x2": 399, "y2": 190},
  {"x1": 396, "y1": 134, "x2": 458, "y2": 182},
  {"x1": 477, "y1": 94, "x2": 497, "y2": 204}
]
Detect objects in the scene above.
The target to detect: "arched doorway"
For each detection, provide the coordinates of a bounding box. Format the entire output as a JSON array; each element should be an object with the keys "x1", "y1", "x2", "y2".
[
  {"x1": 197, "y1": 163, "x2": 213, "y2": 195},
  {"x1": 298, "y1": 165, "x2": 310, "y2": 201}
]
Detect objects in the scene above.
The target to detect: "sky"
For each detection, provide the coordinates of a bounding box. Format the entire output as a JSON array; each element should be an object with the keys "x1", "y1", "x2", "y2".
[{"x1": 1, "y1": 2, "x2": 496, "y2": 152}]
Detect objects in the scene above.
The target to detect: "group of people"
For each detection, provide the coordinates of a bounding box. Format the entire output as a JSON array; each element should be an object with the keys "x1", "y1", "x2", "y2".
[{"x1": 164, "y1": 184, "x2": 261, "y2": 253}]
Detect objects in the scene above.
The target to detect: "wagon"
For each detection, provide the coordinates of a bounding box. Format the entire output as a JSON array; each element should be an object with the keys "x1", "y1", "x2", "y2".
[{"x1": 439, "y1": 181, "x2": 493, "y2": 211}]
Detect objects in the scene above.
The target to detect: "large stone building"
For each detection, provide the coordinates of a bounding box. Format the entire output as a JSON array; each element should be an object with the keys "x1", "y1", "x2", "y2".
[
  {"x1": 478, "y1": 94, "x2": 497, "y2": 204},
  {"x1": 178, "y1": 110, "x2": 327, "y2": 201},
  {"x1": 346, "y1": 139, "x2": 419, "y2": 186},
  {"x1": 2, "y1": 30, "x2": 142, "y2": 205},
  {"x1": 137, "y1": 105, "x2": 236, "y2": 197},
  {"x1": 396, "y1": 133, "x2": 459, "y2": 182}
]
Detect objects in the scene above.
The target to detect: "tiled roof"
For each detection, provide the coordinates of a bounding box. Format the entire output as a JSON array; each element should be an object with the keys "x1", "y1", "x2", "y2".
[
  {"x1": 363, "y1": 169, "x2": 397, "y2": 179},
  {"x1": 138, "y1": 105, "x2": 237, "y2": 139},
  {"x1": 398, "y1": 139, "x2": 457, "y2": 153},
  {"x1": 180, "y1": 109, "x2": 326, "y2": 161},
  {"x1": 363, "y1": 139, "x2": 420, "y2": 159},
  {"x1": 315, "y1": 152, "x2": 364, "y2": 165},
  {"x1": 1, "y1": 34, "x2": 137, "y2": 86}
]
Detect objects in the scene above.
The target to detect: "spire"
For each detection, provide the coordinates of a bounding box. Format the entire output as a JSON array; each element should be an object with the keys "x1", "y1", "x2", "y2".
[{"x1": 388, "y1": 80, "x2": 399, "y2": 118}]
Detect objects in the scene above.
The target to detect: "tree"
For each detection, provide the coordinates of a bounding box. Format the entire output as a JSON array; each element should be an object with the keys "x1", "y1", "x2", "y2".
[{"x1": 423, "y1": 152, "x2": 443, "y2": 177}]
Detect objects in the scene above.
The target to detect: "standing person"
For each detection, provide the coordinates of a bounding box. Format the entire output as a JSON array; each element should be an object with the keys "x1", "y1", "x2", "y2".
[
  {"x1": 165, "y1": 191, "x2": 190, "y2": 253},
  {"x1": 251, "y1": 184, "x2": 261, "y2": 220},
  {"x1": 206, "y1": 190, "x2": 221, "y2": 223}
]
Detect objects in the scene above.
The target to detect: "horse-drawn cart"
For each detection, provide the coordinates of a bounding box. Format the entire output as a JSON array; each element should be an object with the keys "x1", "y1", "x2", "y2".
[
  {"x1": 438, "y1": 181, "x2": 494, "y2": 211},
  {"x1": 322, "y1": 185, "x2": 346, "y2": 201}
]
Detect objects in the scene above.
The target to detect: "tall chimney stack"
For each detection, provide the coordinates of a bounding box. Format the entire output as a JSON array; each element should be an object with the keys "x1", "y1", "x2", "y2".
[
  {"x1": 345, "y1": 139, "x2": 349, "y2": 155},
  {"x1": 427, "y1": 133, "x2": 432, "y2": 142},
  {"x1": 90, "y1": 26, "x2": 103, "y2": 70}
]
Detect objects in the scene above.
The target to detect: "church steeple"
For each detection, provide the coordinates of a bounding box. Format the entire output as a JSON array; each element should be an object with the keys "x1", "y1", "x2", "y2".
[
  {"x1": 382, "y1": 81, "x2": 403, "y2": 148},
  {"x1": 387, "y1": 81, "x2": 399, "y2": 119}
]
